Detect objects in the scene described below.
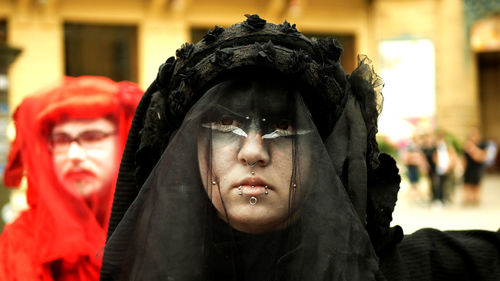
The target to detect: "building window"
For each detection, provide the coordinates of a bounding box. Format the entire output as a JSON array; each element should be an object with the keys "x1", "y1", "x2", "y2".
[{"x1": 64, "y1": 23, "x2": 138, "y2": 82}]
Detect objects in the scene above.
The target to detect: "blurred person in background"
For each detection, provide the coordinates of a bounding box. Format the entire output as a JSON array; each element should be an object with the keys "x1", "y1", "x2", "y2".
[
  {"x1": 420, "y1": 131, "x2": 437, "y2": 204},
  {"x1": 433, "y1": 130, "x2": 458, "y2": 205},
  {"x1": 0, "y1": 76, "x2": 142, "y2": 281},
  {"x1": 463, "y1": 127, "x2": 488, "y2": 206},
  {"x1": 401, "y1": 133, "x2": 427, "y2": 202}
]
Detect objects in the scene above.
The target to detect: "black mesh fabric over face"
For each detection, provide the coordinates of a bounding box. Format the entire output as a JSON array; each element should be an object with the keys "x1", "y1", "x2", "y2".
[
  {"x1": 100, "y1": 15, "x2": 397, "y2": 281},
  {"x1": 103, "y1": 76, "x2": 379, "y2": 280}
]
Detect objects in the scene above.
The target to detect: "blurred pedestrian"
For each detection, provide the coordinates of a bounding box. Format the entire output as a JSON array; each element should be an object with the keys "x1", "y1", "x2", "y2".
[
  {"x1": 463, "y1": 127, "x2": 488, "y2": 206},
  {"x1": 402, "y1": 133, "x2": 427, "y2": 202},
  {"x1": 420, "y1": 132, "x2": 437, "y2": 203},
  {"x1": 433, "y1": 131, "x2": 457, "y2": 205},
  {"x1": 0, "y1": 76, "x2": 142, "y2": 281}
]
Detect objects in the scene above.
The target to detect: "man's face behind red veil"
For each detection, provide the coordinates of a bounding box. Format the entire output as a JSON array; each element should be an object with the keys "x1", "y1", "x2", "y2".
[{"x1": 49, "y1": 117, "x2": 118, "y2": 198}]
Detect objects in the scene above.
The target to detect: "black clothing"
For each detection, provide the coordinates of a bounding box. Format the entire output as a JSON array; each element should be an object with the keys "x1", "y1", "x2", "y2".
[
  {"x1": 422, "y1": 146, "x2": 437, "y2": 175},
  {"x1": 434, "y1": 174, "x2": 446, "y2": 202},
  {"x1": 100, "y1": 15, "x2": 500, "y2": 281},
  {"x1": 407, "y1": 165, "x2": 419, "y2": 184},
  {"x1": 422, "y1": 146, "x2": 444, "y2": 202},
  {"x1": 103, "y1": 77, "x2": 380, "y2": 280},
  {"x1": 380, "y1": 228, "x2": 500, "y2": 281},
  {"x1": 464, "y1": 142, "x2": 487, "y2": 185},
  {"x1": 205, "y1": 216, "x2": 297, "y2": 281}
]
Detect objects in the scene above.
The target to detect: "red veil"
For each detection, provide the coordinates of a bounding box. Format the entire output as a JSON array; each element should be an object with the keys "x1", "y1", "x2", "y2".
[{"x1": 0, "y1": 76, "x2": 142, "y2": 281}]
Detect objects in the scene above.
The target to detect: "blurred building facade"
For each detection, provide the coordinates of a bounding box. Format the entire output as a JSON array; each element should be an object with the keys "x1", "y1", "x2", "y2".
[{"x1": 0, "y1": 0, "x2": 498, "y2": 146}]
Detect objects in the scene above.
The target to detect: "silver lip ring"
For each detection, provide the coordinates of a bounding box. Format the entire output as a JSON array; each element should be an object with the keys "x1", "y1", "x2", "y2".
[
  {"x1": 248, "y1": 162, "x2": 257, "y2": 167},
  {"x1": 249, "y1": 196, "x2": 258, "y2": 205}
]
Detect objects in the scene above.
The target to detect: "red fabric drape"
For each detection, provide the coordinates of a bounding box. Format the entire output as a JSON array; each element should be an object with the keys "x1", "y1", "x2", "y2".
[{"x1": 0, "y1": 76, "x2": 142, "y2": 281}]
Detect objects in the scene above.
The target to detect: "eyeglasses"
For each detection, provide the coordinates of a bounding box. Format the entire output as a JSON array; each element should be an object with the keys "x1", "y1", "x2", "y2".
[{"x1": 48, "y1": 130, "x2": 116, "y2": 152}]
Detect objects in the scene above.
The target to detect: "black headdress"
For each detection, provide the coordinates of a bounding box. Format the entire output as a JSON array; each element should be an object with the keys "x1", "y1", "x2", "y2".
[{"x1": 101, "y1": 14, "x2": 403, "y2": 281}]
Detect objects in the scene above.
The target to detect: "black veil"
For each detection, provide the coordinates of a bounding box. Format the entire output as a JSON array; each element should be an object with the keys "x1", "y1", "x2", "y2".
[{"x1": 101, "y1": 15, "x2": 402, "y2": 281}]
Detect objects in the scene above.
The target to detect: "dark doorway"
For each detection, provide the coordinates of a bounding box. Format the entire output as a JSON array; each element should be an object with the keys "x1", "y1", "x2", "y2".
[
  {"x1": 64, "y1": 23, "x2": 138, "y2": 82},
  {"x1": 477, "y1": 51, "x2": 500, "y2": 172}
]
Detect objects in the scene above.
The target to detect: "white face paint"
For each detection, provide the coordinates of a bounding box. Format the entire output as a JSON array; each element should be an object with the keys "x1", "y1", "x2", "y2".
[
  {"x1": 50, "y1": 118, "x2": 118, "y2": 198},
  {"x1": 198, "y1": 80, "x2": 312, "y2": 234},
  {"x1": 201, "y1": 119, "x2": 311, "y2": 139}
]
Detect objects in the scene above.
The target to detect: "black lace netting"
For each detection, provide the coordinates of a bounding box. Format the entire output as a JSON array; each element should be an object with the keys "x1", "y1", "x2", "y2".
[
  {"x1": 101, "y1": 15, "x2": 402, "y2": 281},
  {"x1": 103, "y1": 76, "x2": 379, "y2": 280}
]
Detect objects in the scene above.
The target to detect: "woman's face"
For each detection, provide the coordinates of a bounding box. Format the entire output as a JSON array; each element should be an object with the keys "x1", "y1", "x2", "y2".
[{"x1": 198, "y1": 80, "x2": 308, "y2": 234}]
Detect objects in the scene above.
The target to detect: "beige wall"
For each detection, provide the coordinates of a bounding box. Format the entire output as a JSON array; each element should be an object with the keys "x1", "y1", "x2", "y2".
[
  {"x1": 436, "y1": 0, "x2": 479, "y2": 142},
  {"x1": 1, "y1": 0, "x2": 371, "y2": 111},
  {"x1": 8, "y1": 17, "x2": 63, "y2": 109},
  {"x1": 0, "y1": 0, "x2": 485, "y2": 142},
  {"x1": 373, "y1": 0, "x2": 478, "y2": 141}
]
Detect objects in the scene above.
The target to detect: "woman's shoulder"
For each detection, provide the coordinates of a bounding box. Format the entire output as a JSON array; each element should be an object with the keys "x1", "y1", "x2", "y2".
[{"x1": 379, "y1": 228, "x2": 500, "y2": 281}]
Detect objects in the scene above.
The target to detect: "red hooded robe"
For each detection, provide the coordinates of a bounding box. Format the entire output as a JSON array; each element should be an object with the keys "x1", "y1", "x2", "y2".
[{"x1": 0, "y1": 76, "x2": 142, "y2": 281}]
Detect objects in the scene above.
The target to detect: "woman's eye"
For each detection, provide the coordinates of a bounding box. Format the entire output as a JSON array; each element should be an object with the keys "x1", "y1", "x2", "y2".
[
  {"x1": 202, "y1": 116, "x2": 243, "y2": 134},
  {"x1": 263, "y1": 119, "x2": 296, "y2": 138},
  {"x1": 276, "y1": 119, "x2": 292, "y2": 130},
  {"x1": 219, "y1": 117, "x2": 239, "y2": 126}
]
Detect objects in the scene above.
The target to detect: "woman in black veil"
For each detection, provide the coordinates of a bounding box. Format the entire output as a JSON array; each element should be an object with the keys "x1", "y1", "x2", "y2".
[{"x1": 101, "y1": 15, "x2": 500, "y2": 281}]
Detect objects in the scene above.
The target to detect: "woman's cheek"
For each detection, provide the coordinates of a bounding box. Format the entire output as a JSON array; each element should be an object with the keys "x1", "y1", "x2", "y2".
[
  {"x1": 212, "y1": 141, "x2": 240, "y2": 174},
  {"x1": 269, "y1": 141, "x2": 293, "y2": 176}
]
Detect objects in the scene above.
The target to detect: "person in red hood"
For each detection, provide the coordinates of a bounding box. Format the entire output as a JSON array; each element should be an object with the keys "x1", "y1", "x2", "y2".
[{"x1": 0, "y1": 76, "x2": 142, "y2": 280}]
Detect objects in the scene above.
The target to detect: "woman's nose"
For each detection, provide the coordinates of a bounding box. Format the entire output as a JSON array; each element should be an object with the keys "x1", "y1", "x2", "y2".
[
  {"x1": 67, "y1": 141, "x2": 86, "y2": 161},
  {"x1": 237, "y1": 131, "x2": 270, "y2": 167}
]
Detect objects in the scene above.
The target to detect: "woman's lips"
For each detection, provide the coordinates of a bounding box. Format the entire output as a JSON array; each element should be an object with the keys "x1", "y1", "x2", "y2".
[
  {"x1": 239, "y1": 185, "x2": 267, "y2": 196},
  {"x1": 234, "y1": 177, "x2": 271, "y2": 196}
]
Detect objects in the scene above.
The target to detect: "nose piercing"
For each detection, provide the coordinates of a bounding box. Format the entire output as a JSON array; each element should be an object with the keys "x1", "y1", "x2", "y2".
[
  {"x1": 248, "y1": 161, "x2": 257, "y2": 167},
  {"x1": 249, "y1": 196, "x2": 258, "y2": 205},
  {"x1": 238, "y1": 185, "x2": 242, "y2": 195},
  {"x1": 251, "y1": 171, "x2": 255, "y2": 175}
]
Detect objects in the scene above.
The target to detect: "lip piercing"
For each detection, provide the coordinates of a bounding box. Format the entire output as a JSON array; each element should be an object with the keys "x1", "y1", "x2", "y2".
[
  {"x1": 251, "y1": 185, "x2": 255, "y2": 188},
  {"x1": 248, "y1": 162, "x2": 257, "y2": 167},
  {"x1": 264, "y1": 185, "x2": 269, "y2": 195},
  {"x1": 238, "y1": 185, "x2": 242, "y2": 195},
  {"x1": 249, "y1": 196, "x2": 258, "y2": 205}
]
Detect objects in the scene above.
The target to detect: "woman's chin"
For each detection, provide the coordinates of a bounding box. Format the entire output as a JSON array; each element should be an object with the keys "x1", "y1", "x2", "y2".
[{"x1": 223, "y1": 208, "x2": 288, "y2": 234}]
